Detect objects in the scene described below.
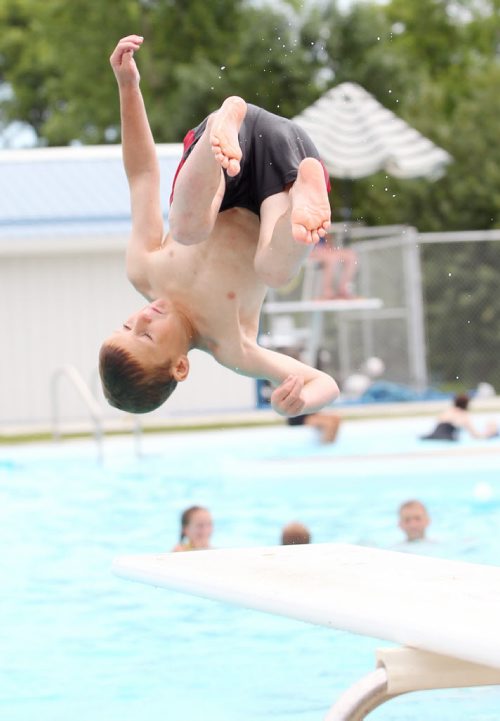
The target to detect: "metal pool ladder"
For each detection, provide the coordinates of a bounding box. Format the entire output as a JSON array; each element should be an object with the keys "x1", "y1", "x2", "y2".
[{"x1": 51, "y1": 365, "x2": 105, "y2": 460}]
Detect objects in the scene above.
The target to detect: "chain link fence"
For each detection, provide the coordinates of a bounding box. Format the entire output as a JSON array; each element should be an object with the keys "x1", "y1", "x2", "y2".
[
  {"x1": 261, "y1": 227, "x2": 500, "y2": 398},
  {"x1": 419, "y1": 230, "x2": 500, "y2": 395}
]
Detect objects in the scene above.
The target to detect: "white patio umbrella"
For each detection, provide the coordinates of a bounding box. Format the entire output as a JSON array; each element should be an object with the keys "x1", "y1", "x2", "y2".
[{"x1": 294, "y1": 82, "x2": 451, "y2": 181}]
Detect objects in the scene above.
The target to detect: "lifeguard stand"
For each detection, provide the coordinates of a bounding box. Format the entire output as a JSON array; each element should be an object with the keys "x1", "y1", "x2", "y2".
[{"x1": 259, "y1": 224, "x2": 427, "y2": 390}]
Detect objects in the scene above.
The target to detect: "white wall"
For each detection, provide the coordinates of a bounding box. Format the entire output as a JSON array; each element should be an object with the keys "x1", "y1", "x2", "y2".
[{"x1": 0, "y1": 236, "x2": 256, "y2": 428}]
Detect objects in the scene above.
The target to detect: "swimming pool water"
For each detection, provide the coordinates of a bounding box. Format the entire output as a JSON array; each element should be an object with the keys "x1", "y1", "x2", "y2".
[{"x1": 1, "y1": 415, "x2": 500, "y2": 721}]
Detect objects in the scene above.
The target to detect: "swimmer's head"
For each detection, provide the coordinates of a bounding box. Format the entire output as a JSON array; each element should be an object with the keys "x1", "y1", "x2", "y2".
[
  {"x1": 398, "y1": 499, "x2": 430, "y2": 542},
  {"x1": 454, "y1": 393, "x2": 470, "y2": 410},
  {"x1": 281, "y1": 521, "x2": 311, "y2": 545},
  {"x1": 179, "y1": 506, "x2": 213, "y2": 548}
]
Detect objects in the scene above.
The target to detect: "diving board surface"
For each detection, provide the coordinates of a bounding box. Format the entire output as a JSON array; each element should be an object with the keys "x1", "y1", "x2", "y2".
[{"x1": 113, "y1": 543, "x2": 500, "y2": 670}]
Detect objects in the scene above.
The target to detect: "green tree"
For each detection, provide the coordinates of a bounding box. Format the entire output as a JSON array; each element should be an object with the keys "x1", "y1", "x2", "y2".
[
  {"x1": 0, "y1": 0, "x2": 145, "y2": 144},
  {"x1": 0, "y1": 0, "x2": 322, "y2": 145}
]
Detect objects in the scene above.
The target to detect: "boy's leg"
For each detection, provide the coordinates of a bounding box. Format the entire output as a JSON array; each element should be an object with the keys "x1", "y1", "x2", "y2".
[
  {"x1": 254, "y1": 158, "x2": 331, "y2": 287},
  {"x1": 168, "y1": 96, "x2": 247, "y2": 245}
]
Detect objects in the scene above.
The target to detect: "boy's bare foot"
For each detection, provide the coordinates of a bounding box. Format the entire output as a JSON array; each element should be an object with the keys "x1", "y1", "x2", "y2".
[
  {"x1": 290, "y1": 158, "x2": 331, "y2": 245},
  {"x1": 210, "y1": 96, "x2": 247, "y2": 177}
]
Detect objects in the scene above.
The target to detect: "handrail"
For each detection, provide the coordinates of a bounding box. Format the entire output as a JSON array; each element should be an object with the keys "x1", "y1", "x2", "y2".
[
  {"x1": 51, "y1": 365, "x2": 104, "y2": 460},
  {"x1": 90, "y1": 367, "x2": 143, "y2": 458}
]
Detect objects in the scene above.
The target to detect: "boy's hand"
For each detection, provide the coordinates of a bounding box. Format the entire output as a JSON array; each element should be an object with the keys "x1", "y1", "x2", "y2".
[
  {"x1": 110, "y1": 35, "x2": 143, "y2": 87},
  {"x1": 271, "y1": 375, "x2": 306, "y2": 417}
]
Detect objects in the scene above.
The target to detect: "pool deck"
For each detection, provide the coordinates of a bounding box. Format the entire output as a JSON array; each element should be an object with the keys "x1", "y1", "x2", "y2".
[{"x1": 2, "y1": 396, "x2": 500, "y2": 443}]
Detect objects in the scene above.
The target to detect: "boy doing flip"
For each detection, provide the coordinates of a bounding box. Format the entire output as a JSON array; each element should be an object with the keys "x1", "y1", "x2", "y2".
[{"x1": 100, "y1": 35, "x2": 339, "y2": 416}]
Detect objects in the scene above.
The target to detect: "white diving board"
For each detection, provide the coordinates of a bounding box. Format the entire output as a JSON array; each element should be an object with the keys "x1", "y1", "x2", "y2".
[{"x1": 113, "y1": 543, "x2": 500, "y2": 671}]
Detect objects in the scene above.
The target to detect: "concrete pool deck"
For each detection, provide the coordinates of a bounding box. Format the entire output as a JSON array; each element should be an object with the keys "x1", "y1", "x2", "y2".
[{"x1": 2, "y1": 396, "x2": 500, "y2": 443}]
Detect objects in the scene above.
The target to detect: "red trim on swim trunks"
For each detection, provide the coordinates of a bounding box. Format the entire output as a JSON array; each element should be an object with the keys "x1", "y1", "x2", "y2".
[{"x1": 169, "y1": 128, "x2": 197, "y2": 205}]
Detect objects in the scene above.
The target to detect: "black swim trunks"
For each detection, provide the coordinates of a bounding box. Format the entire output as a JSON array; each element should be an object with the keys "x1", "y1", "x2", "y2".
[{"x1": 170, "y1": 103, "x2": 330, "y2": 216}]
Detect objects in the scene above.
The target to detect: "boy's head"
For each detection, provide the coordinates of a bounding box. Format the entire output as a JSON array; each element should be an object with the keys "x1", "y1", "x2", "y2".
[
  {"x1": 398, "y1": 500, "x2": 430, "y2": 542},
  {"x1": 99, "y1": 301, "x2": 190, "y2": 414}
]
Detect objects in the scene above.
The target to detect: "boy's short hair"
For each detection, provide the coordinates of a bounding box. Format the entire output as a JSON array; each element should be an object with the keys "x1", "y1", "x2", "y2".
[{"x1": 99, "y1": 342, "x2": 177, "y2": 414}]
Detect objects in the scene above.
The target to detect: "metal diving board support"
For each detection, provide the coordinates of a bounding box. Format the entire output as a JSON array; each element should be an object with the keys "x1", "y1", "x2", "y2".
[
  {"x1": 325, "y1": 647, "x2": 500, "y2": 720},
  {"x1": 112, "y1": 543, "x2": 500, "y2": 720}
]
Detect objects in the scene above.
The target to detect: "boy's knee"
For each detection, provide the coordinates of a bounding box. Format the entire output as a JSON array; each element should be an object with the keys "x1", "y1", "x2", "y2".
[{"x1": 168, "y1": 212, "x2": 205, "y2": 246}]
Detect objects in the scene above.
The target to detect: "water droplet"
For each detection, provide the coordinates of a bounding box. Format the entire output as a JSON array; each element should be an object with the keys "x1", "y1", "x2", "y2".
[{"x1": 220, "y1": 66, "x2": 226, "y2": 70}]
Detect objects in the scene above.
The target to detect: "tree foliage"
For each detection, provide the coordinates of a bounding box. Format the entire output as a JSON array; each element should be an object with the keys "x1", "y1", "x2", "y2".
[{"x1": 0, "y1": 0, "x2": 321, "y2": 144}]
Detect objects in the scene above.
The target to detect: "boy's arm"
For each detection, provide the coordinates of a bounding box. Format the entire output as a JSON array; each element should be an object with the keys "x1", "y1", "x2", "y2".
[
  {"x1": 109, "y1": 36, "x2": 164, "y2": 290},
  {"x1": 223, "y1": 343, "x2": 339, "y2": 416}
]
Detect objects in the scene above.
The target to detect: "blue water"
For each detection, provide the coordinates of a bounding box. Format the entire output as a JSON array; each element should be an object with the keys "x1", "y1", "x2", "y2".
[{"x1": 1, "y1": 415, "x2": 500, "y2": 721}]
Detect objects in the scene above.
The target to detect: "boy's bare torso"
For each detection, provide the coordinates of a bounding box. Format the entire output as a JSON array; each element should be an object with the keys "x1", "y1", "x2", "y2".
[{"x1": 136, "y1": 207, "x2": 266, "y2": 356}]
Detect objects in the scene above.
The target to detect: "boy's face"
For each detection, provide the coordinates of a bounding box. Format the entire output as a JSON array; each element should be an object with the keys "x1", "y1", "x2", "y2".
[
  {"x1": 109, "y1": 300, "x2": 187, "y2": 369},
  {"x1": 399, "y1": 504, "x2": 429, "y2": 541}
]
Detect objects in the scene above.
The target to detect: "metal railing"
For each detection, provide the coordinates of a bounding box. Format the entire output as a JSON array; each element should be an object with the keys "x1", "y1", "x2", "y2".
[{"x1": 50, "y1": 365, "x2": 104, "y2": 461}]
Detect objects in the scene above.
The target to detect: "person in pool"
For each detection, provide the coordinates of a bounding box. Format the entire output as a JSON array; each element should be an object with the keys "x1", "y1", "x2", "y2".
[
  {"x1": 99, "y1": 35, "x2": 339, "y2": 417},
  {"x1": 172, "y1": 506, "x2": 213, "y2": 552},
  {"x1": 287, "y1": 410, "x2": 341, "y2": 444},
  {"x1": 398, "y1": 500, "x2": 430, "y2": 542},
  {"x1": 421, "y1": 393, "x2": 498, "y2": 441},
  {"x1": 281, "y1": 521, "x2": 311, "y2": 545}
]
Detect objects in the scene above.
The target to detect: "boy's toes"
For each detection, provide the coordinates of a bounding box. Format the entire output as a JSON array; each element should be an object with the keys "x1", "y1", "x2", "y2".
[
  {"x1": 227, "y1": 158, "x2": 241, "y2": 176},
  {"x1": 292, "y1": 223, "x2": 309, "y2": 244}
]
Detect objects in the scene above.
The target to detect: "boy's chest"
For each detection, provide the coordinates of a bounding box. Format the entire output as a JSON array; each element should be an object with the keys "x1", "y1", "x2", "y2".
[{"x1": 152, "y1": 210, "x2": 265, "y2": 313}]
